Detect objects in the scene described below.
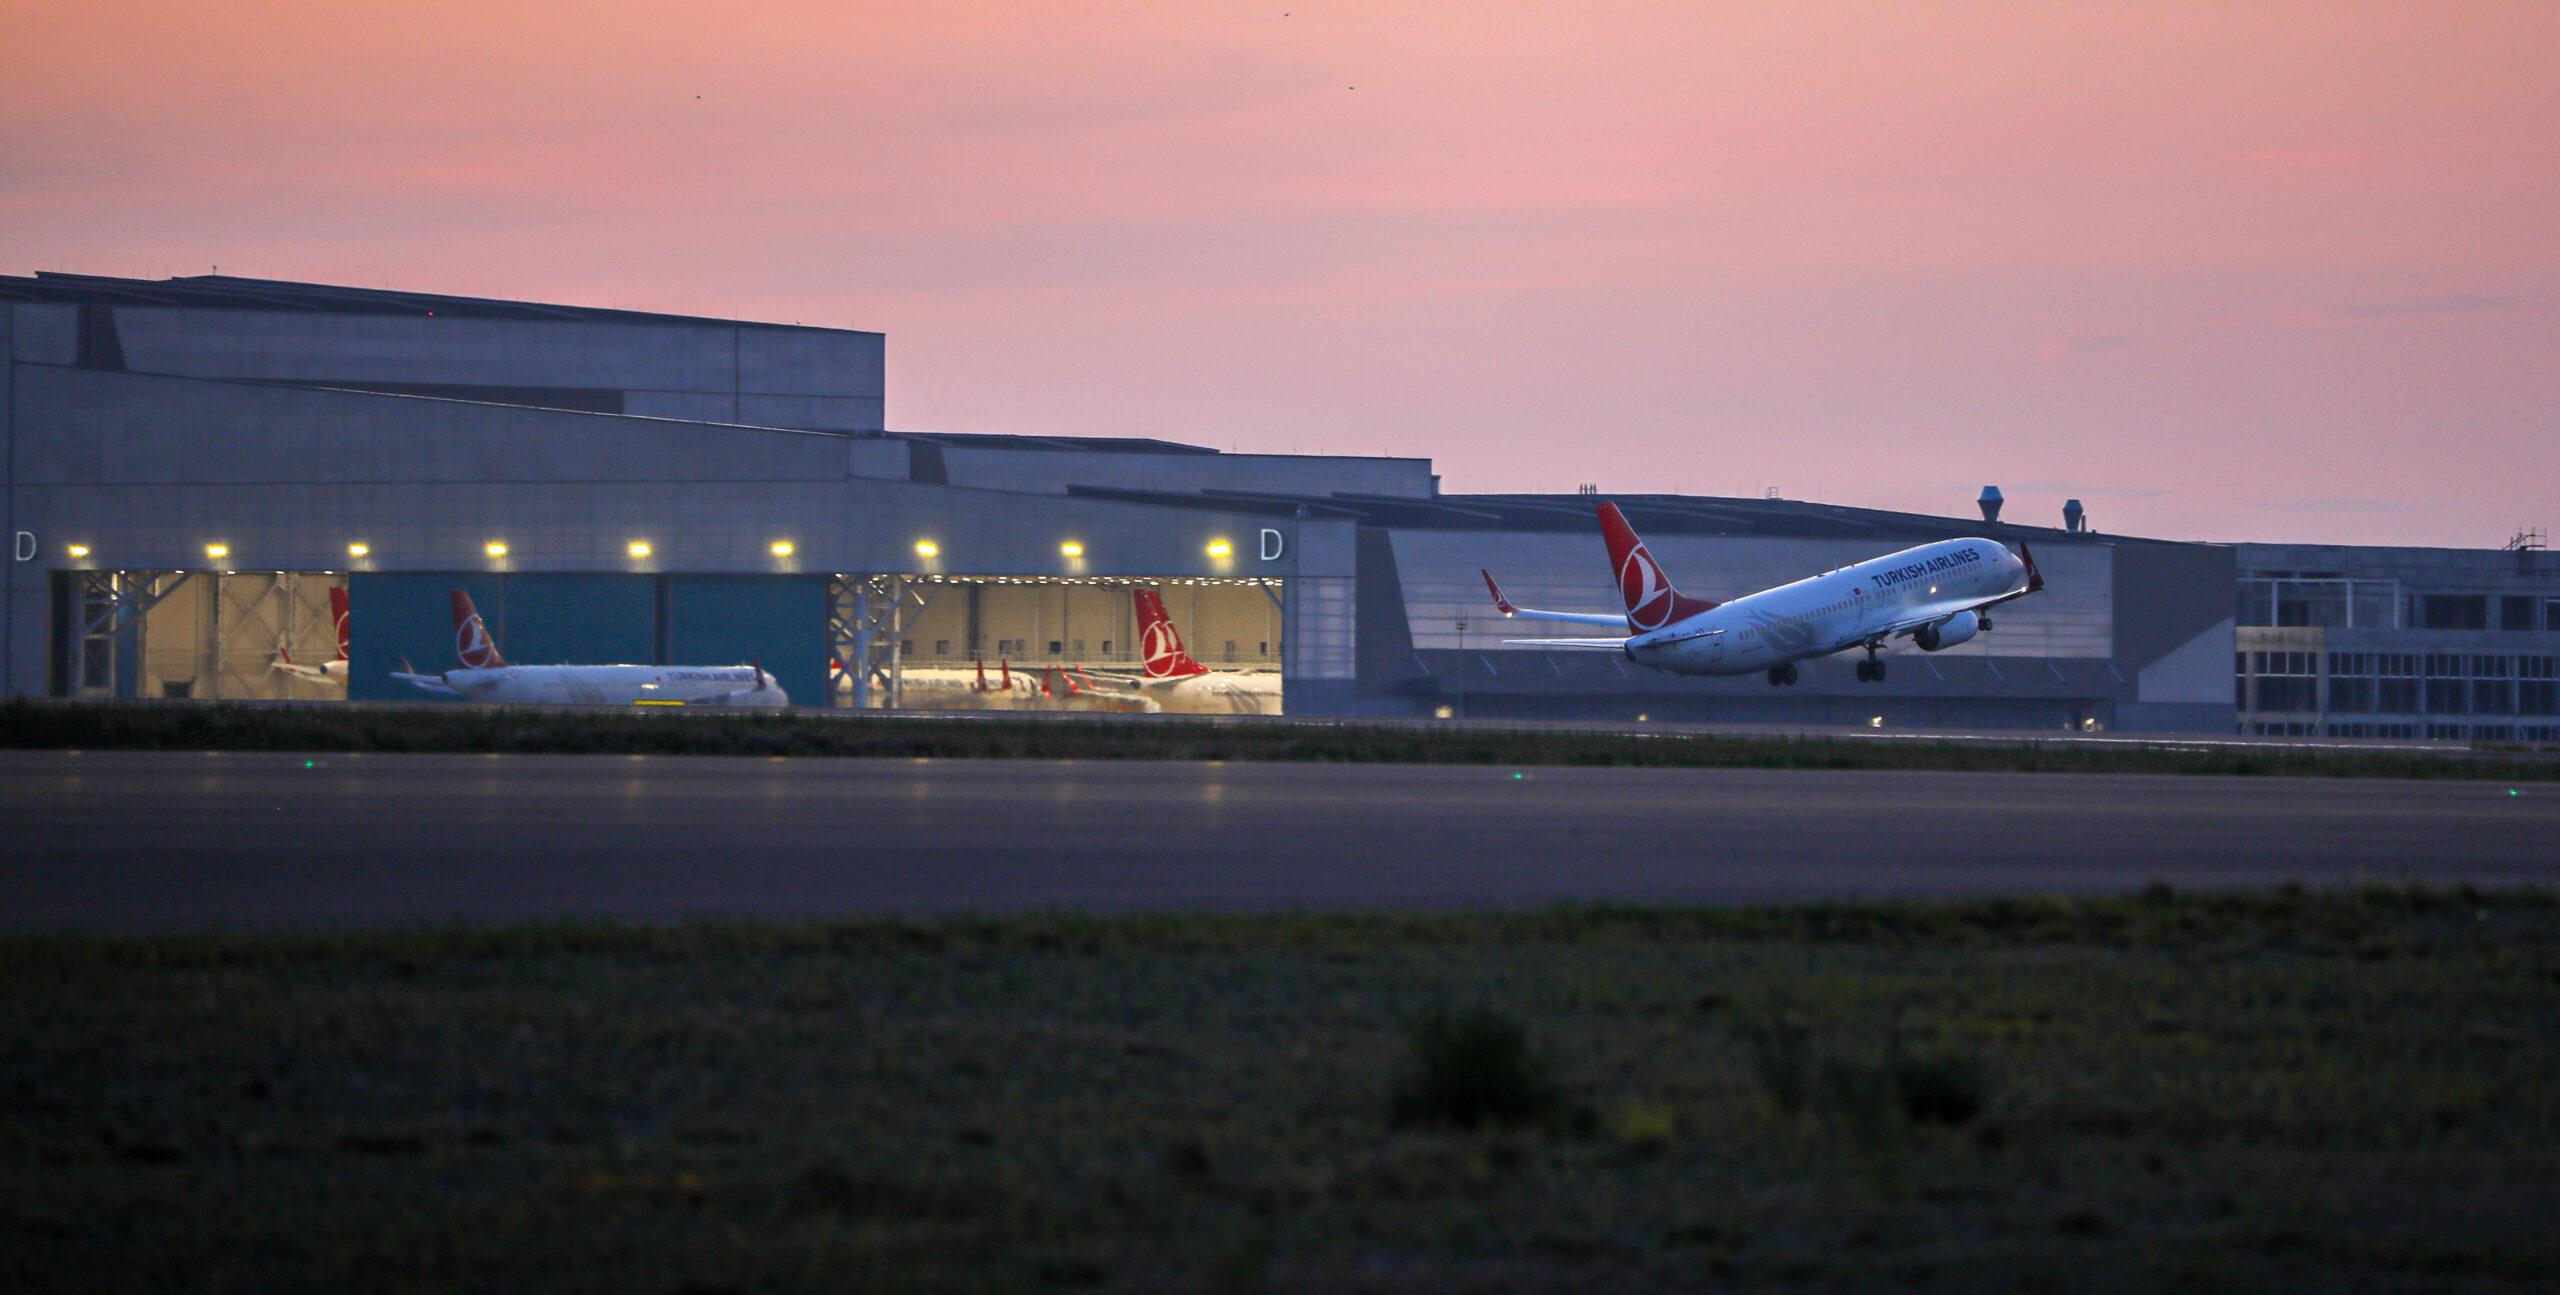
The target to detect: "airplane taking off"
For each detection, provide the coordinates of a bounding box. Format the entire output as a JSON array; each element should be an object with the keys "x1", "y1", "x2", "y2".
[
  {"x1": 392, "y1": 590, "x2": 788, "y2": 705},
  {"x1": 271, "y1": 585, "x2": 351, "y2": 686},
  {"x1": 1481, "y1": 502, "x2": 2043, "y2": 685}
]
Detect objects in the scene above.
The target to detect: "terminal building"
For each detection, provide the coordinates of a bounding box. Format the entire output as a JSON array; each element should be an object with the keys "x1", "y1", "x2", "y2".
[{"x1": 4, "y1": 271, "x2": 2549, "y2": 737}]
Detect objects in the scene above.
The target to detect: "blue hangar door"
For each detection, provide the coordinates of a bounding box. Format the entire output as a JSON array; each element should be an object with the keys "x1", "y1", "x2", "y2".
[{"x1": 346, "y1": 573, "x2": 656, "y2": 702}]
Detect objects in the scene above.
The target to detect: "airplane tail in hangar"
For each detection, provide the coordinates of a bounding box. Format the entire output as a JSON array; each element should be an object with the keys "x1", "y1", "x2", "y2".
[
  {"x1": 331, "y1": 585, "x2": 351, "y2": 660},
  {"x1": 1596, "y1": 502, "x2": 1719, "y2": 633},
  {"x1": 450, "y1": 590, "x2": 508, "y2": 669},
  {"x1": 1131, "y1": 589, "x2": 1210, "y2": 680}
]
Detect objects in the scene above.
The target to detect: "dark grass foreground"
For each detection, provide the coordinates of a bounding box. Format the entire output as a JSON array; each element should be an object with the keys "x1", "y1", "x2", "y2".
[
  {"x1": 6, "y1": 887, "x2": 2557, "y2": 1293},
  {"x1": 6, "y1": 699, "x2": 2555, "y2": 779}
]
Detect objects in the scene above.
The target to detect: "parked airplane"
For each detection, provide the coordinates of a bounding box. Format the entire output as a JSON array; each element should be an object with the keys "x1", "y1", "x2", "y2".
[
  {"x1": 271, "y1": 585, "x2": 351, "y2": 686},
  {"x1": 1480, "y1": 502, "x2": 2043, "y2": 685},
  {"x1": 392, "y1": 590, "x2": 789, "y2": 705},
  {"x1": 1091, "y1": 588, "x2": 1282, "y2": 714},
  {"x1": 898, "y1": 657, "x2": 1163, "y2": 713}
]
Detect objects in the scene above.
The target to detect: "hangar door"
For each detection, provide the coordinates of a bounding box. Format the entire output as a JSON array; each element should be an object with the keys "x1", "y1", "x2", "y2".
[{"x1": 831, "y1": 575, "x2": 1283, "y2": 715}]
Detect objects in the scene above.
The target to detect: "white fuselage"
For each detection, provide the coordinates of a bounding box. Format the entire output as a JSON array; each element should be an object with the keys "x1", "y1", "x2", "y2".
[
  {"x1": 1139, "y1": 670, "x2": 1283, "y2": 715},
  {"x1": 1628, "y1": 539, "x2": 2027, "y2": 676},
  {"x1": 438, "y1": 664, "x2": 787, "y2": 706}
]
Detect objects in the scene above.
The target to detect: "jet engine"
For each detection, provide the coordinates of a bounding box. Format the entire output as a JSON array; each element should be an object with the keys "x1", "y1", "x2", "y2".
[{"x1": 1913, "y1": 610, "x2": 1980, "y2": 652}]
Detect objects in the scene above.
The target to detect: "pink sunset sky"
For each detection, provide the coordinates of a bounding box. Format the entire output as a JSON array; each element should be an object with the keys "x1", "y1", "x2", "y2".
[{"x1": 6, "y1": 1, "x2": 2553, "y2": 546}]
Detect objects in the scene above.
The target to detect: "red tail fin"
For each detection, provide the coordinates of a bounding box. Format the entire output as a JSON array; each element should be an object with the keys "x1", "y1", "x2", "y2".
[
  {"x1": 330, "y1": 586, "x2": 351, "y2": 661},
  {"x1": 1597, "y1": 502, "x2": 1717, "y2": 632},
  {"x1": 2019, "y1": 541, "x2": 2045, "y2": 593},
  {"x1": 975, "y1": 659, "x2": 988, "y2": 693},
  {"x1": 1132, "y1": 589, "x2": 1210, "y2": 679},
  {"x1": 450, "y1": 590, "x2": 506, "y2": 668}
]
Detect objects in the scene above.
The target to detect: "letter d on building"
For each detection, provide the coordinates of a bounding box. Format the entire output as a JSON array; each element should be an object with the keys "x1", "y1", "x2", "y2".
[
  {"x1": 12, "y1": 532, "x2": 33, "y2": 562},
  {"x1": 1258, "y1": 528, "x2": 1285, "y2": 562}
]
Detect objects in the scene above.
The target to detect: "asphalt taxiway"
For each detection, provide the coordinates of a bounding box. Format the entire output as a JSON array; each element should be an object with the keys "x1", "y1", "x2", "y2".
[{"x1": 2, "y1": 750, "x2": 2548, "y2": 931}]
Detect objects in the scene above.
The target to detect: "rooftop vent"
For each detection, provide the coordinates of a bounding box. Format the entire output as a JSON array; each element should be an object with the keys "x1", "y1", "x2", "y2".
[
  {"x1": 1977, "y1": 486, "x2": 2003, "y2": 524},
  {"x1": 2064, "y1": 499, "x2": 2086, "y2": 533}
]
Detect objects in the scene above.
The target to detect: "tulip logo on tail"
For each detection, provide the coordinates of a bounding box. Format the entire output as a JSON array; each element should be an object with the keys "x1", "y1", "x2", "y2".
[
  {"x1": 1131, "y1": 589, "x2": 1209, "y2": 679},
  {"x1": 330, "y1": 586, "x2": 351, "y2": 661},
  {"x1": 1596, "y1": 502, "x2": 1719, "y2": 633},
  {"x1": 449, "y1": 590, "x2": 506, "y2": 668}
]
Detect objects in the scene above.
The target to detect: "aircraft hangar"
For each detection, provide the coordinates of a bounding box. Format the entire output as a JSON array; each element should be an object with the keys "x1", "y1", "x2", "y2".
[{"x1": 1, "y1": 271, "x2": 2250, "y2": 730}]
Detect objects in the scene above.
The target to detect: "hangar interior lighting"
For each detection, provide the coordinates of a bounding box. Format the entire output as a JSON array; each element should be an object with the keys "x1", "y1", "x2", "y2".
[
  {"x1": 66, "y1": 544, "x2": 90, "y2": 559},
  {"x1": 1059, "y1": 541, "x2": 1085, "y2": 558},
  {"x1": 1206, "y1": 539, "x2": 1233, "y2": 558},
  {"x1": 914, "y1": 539, "x2": 939, "y2": 559},
  {"x1": 770, "y1": 540, "x2": 796, "y2": 558},
  {"x1": 346, "y1": 542, "x2": 370, "y2": 559},
  {"x1": 484, "y1": 541, "x2": 508, "y2": 558},
  {"x1": 627, "y1": 540, "x2": 653, "y2": 559},
  {"x1": 204, "y1": 543, "x2": 229, "y2": 562}
]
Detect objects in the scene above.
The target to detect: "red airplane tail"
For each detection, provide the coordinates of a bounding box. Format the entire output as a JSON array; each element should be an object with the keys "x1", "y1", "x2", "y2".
[
  {"x1": 330, "y1": 585, "x2": 351, "y2": 661},
  {"x1": 450, "y1": 589, "x2": 506, "y2": 668},
  {"x1": 1131, "y1": 589, "x2": 1210, "y2": 680},
  {"x1": 1597, "y1": 502, "x2": 1718, "y2": 632}
]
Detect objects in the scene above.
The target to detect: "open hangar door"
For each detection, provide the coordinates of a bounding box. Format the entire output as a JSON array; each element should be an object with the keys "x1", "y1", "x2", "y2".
[
  {"x1": 830, "y1": 575, "x2": 1284, "y2": 715},
  {"x1": 348, "y1": 573, "x2": 827, "y2": 705},
  {"x1": 54, "y1": 569, "x2": 347, "y2": 701}
]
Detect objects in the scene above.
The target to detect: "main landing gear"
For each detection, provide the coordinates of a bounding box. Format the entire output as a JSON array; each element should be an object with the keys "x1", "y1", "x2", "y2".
[
  {"x1": 1854, "y1": 639, "x2": 1888, "y2": 683},
  {"x1": 1765, "y1": 662, "x2": 1799, "y2": 686}
]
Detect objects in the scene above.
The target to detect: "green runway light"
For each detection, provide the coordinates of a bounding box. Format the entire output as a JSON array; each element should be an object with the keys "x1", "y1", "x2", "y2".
[{"x1": 1511, "y1": 772, "x2": 1525, "y2": 780}]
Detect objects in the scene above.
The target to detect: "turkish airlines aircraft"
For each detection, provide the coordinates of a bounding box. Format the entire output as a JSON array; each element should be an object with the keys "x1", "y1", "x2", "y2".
[
  {"x1": 272, "y1": 585, "x2": 351, "y2": 686},
  {"x1": 1480, "y1": 502, "x2": 2043, "y2": 685},
  {"x1": 392, "y1": 590, "x2": 789, "y2": 705},
  {"x1": 1087, "y1": 588, "x2": 1281, "y2": 714},
  {"x1": 899, "y1": 657, "x2": 1163, "y2": 713}
]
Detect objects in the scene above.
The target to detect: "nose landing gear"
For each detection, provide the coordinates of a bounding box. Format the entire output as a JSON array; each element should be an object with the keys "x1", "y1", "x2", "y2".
[{"x1": 1765, "y1": 662, "x2": 1799, "y2": 686}]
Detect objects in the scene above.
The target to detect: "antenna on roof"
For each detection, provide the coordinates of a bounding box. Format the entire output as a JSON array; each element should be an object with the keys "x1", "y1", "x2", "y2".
[{"x1": 2506, "y1": 527, "x2": 2546, "y2": 552}]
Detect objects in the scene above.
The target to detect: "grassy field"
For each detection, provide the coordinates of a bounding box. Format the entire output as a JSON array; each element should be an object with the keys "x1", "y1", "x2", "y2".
[
  {"x1": 5, "y1": 887, "x2": 2556, "y2": 1293},
  {"x1": 6, "y1": 699, "x2": 2556, "y2": 780}
]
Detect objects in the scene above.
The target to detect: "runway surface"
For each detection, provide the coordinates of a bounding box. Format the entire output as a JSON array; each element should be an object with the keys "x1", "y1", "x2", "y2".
[{"x1": 2, "y1": 750, "x2": 2550, "y2": 932}]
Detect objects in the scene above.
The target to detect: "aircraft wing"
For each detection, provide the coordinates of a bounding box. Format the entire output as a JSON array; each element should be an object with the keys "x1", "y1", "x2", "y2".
[
  {"x1": 699, "y1": 667, "x2": 780, "y2": 705},
  {"x1": 391, "y1": 670, "x2": 458, "y2": 696},
  {"x1": 1875, "y1": 545, "x2": 2048, "y2": 641},
  {"x1": 1480, "y1": 569, "x2": 1627, "y2": 628}
]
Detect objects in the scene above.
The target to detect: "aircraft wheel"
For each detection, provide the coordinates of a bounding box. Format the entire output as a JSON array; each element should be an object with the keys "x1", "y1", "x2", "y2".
[
  {"x1": 1868, "y1": 660, "x2": 1886, "y2": 682},
  {"x1": 1854, "y1": 659, "x2": 1874, "y2": 682},
  {"x1": 1767, "y1": 665, "x2": 1786, "y2": 686},
  {"x1": 1778, "y1": 663, "x2": 1799, "y2": 686}
]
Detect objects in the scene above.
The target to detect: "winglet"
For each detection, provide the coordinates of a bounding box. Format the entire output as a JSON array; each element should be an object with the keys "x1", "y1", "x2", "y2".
[
  {"x1": 2019, "y1": 541, "x2": 2045, "y2": 593},
  {"x1": 1481, "y1": 569, "x2": 1518, "y2": 616}
]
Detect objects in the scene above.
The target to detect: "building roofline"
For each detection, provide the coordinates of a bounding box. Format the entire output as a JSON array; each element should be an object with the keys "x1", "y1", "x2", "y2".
[{"x1": 2, "y1": 270, "x2": 879, "y2": 335}]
